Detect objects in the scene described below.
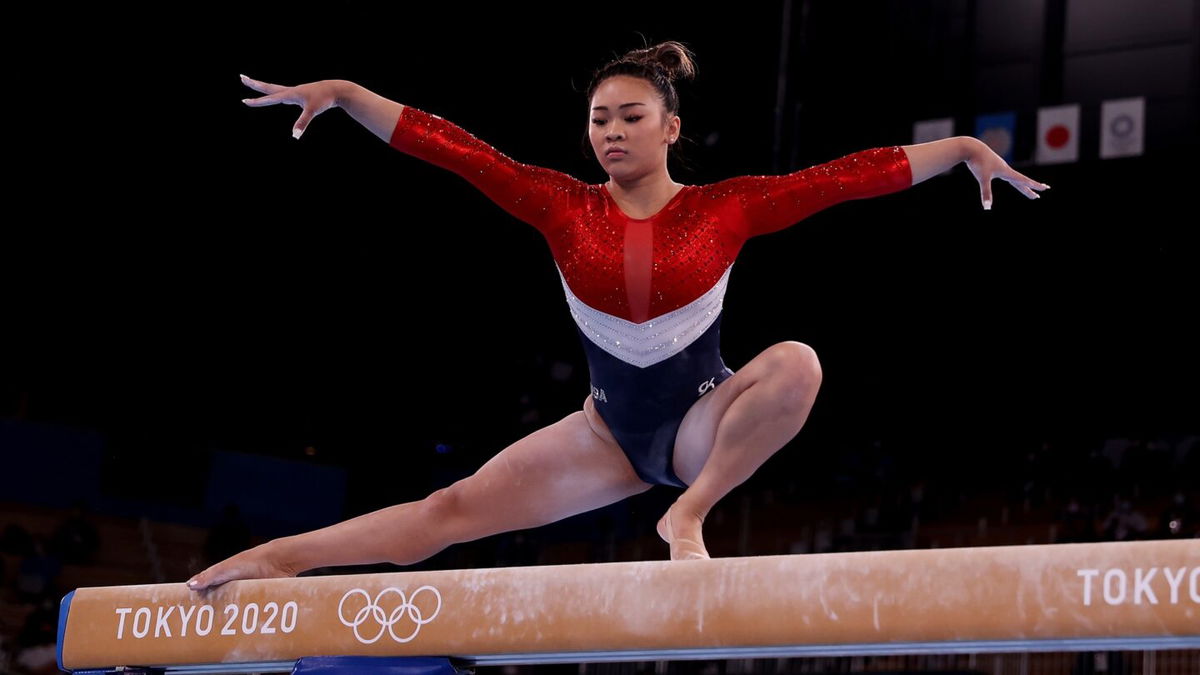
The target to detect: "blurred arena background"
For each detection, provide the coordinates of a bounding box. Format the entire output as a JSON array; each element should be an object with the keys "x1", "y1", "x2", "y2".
[{"x1": 3, "y1": 2, "x2": 1197, "y2": 673}]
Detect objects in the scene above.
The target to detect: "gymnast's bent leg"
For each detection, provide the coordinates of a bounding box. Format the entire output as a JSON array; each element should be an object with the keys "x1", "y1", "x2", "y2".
[
  {"x1": 658, "y1": 341, "x2": 823, "y2": 560},
  {"x1": 187, "y1": 395, "x2": 651, "y2": 590}
]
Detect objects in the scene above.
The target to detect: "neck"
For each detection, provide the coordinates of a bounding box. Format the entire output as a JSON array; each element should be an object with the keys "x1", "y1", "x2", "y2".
[{"x1": 606, "y1": 171, "x2": 684, "y2": 207}]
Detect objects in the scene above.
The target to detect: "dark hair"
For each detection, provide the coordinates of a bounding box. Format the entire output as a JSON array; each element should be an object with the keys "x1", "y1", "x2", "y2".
[{"x1": 580, "y1": 40, "x2": 698, "y2": 169}]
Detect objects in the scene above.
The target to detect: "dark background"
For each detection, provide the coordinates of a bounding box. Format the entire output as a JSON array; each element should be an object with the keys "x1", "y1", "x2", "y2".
[{"x1": 5, "y1": 2, "x2": 1197, "y2": 527}]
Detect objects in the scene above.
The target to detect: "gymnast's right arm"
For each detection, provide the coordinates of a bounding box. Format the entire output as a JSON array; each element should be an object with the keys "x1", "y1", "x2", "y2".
[
  {"x1": 338, "y1": 80, "x2": 582, "y2": 235},
  {"x1": 241, "y1": 75, "x2": 580, "y2": 235}
]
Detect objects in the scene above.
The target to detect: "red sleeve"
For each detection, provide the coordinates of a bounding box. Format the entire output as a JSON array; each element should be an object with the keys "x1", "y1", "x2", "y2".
[
  {"x1": 388, "y1": 105, "x2": 586, "y2": 236},
  {"x1": 715, "y1": 146, "x2": 912, "y2": 239}
]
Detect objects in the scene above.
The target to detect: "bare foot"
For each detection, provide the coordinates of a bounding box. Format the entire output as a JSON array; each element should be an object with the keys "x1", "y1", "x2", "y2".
[{"x1": 656, "y1": 503, "x2": 709, "y2": 560}]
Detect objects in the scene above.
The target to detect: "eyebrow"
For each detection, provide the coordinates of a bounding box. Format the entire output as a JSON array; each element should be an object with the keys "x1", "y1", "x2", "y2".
[{"x1": 591, "y1": 102, "x2": 647, "y2": 111}]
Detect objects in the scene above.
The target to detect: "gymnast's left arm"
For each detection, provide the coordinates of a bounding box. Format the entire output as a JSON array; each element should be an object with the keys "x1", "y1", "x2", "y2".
[
  {"x1": 729, "y1": 137, "x2": 1052, "y2": 239},
  {"x1": 724, "y1": 144, "x2": 914, "y2": 239},
  {"x1": 901, "y1": 136, "x2": 1051, "y2": 210}
]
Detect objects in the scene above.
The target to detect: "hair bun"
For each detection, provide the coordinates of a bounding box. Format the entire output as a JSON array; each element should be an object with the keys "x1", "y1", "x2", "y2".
[{"x1": 625, "y1": 40, "x2": 697, "y2": 83}]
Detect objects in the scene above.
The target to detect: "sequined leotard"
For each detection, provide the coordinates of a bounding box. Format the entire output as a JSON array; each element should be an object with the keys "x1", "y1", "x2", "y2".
[{"x1": 389, "y1": 105, "x2": 912, "y2": 487}]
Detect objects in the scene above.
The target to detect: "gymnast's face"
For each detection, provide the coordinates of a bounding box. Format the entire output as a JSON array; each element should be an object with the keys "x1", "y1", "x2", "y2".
[{"x1": 588, "y1": 75, "x2": 680, "y2": 181}]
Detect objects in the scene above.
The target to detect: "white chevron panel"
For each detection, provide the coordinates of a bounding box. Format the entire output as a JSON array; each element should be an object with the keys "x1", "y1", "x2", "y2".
[{"x1": 556, "y1": 263, "x2": 732, "y2": 369}]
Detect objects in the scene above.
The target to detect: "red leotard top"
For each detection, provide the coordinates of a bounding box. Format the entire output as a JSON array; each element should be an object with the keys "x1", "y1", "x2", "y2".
[{"x1": 389, "y1": 105, "x2": 912, "y2": 368}]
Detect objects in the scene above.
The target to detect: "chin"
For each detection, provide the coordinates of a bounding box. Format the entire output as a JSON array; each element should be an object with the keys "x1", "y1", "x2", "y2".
[{"x1": 604, "y1": 163, "x2": 635, "y2": 180}]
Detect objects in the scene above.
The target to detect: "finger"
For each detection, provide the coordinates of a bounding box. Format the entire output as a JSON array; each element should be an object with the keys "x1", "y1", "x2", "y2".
[
  {"x1": 188, "y1": 565, "x2": 233, "y2": 591},
  {"x1": 293, "y1": 108, "x2": 315, "y2": 139},
  {"x1": 1010, "y1": 176, "x2": 1046, "y2": 200},
  {"x1": 242, "y1": 93, "x2": 286, "y2": 107},
  {"x1": 1004, "y1": 177, "x2": 1039, "y2": 200},
  {"x1": 187, "y1": 561, "x2": 236, "y2": 591},
  {"x1": 981, "y1": 178, "x2": 993, "y2": 210},
  {"x1": 1011, "y1": 171, "x2": 1051, "y2": 192},
  {"x1": 239, "y1": 74, "x2": 285, "y2": 94}
]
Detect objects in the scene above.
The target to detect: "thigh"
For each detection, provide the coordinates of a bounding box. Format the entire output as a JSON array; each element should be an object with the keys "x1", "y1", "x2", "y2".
[
  {"x1": 670, "y1": 367, "x2": 748, "y2": 486},
  {"x1": 672, "y1": 342, "x2": 815, "y2": 485},
  {"x1": 444, "y1": 396, "x2": 652, "y2": 541}
]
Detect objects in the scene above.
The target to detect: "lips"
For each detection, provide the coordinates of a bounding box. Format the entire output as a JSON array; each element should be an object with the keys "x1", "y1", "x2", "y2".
[{"x1": 605, "y1": 147, "x2": 627, "y2": 157}]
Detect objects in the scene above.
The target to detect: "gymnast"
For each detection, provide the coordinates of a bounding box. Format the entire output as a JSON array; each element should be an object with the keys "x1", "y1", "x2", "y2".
[{"x1": 188, "y1": 41, "x2": 1048, "y2": 591}]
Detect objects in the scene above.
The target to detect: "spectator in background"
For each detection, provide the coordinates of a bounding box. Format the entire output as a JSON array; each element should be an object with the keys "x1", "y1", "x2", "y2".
[
  {"x1": 1080, "y1": 447, "x2": 1116, "y2": 505},
  {"x1": 1018, "y1": 443, "x2": 1048, "y2": 510},
  {"x1": 14, "y1": 595, "x2": 59, "y2": 674},
  {"x1": 1156, "y1": 490, "x2": 1195, "y2": 539},
  {"x1": 904, "y1": 479, "x2": 928, "y2": 523},
  {"x1": 1055, "y1": 494, "x2": 1097, "y2": 543},
  {"x1": 1101, "y1": 496, "x2": 1148, "y2": 541},
  {"x1": 203, "y1": 504, "x2": 251, "y2": 568},
  {"x1": 49, "y1": 500, "x2": 100, "y2": 565},
  {"x1": 1178, "y1": 436, "x2": 1200, "y2": 481},
  {"x1": 0, "y1": 634, "x2": 15, "y2": 675},
  {"x1": 1116, "y1": 438, "x2": 1151, "y2": 497},
  {"x1": 1, "y1": 522, "x2": 36, "y2": 606},
  {"x1": 0, "y1": 522, "x2": 34, "y2": 557},
  {"x1": 14, "y1": 536, "x2": 60, "y2": 604},
  {"x1": 495, "y1": 531, "x2": 539, "y2": 567},
  {"x1": 813, "y1": 518, "x2": 834, "y2": 554}
]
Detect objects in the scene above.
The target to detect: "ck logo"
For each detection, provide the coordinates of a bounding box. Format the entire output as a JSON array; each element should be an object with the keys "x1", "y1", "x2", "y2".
[
  {"x1": 591, "y1": 384, "x2": 608, "y2": 402},
  {"x1": 698, "y1": 377, "x2": 716, "y2": 395}
]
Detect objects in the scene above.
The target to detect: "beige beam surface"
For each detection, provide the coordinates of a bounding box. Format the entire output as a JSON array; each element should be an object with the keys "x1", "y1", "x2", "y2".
[{"x1": 59, "y1": 539, "x2": 1198, "y2": 670}]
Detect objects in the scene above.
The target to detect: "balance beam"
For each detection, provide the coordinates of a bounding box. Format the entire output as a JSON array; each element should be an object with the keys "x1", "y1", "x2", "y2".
[{"x1": 58, "y1": 539, "x2": 1199, "y2": 673}]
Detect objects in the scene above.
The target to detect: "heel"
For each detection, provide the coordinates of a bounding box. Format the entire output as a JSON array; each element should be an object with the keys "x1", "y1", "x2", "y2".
[{"x1": 659, "y1": 508, "x2": 710, "y2": 560}]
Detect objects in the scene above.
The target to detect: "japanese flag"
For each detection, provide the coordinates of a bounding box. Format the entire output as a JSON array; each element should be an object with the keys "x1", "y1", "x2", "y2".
[{"x1": 1035, "y1": 104, "x2": 1080, "y2": 165}]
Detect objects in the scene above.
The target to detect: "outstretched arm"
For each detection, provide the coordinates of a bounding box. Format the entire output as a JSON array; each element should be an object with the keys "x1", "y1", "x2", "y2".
[
  {"x1": 334, "y1": 80, "x2": 406, "y2": 143},
  {"x1": 902, "y1": 136, "x2": 1051, "y2": 209},
  {"x1": 339, "y1": 81, "x2": 584, "y2": 235},
  {"x1": 722, "y1": 137, "x2": 1054, "y2": 240},
  {"x1": 240, "y1": 75, "x2": 582, "y2": 235},
  {"x1": 900, "y1": 137, "x2": 971, "y2": 186},
  {"x1": 720, "y1": 145, "x2": 914, "y2": 239}
]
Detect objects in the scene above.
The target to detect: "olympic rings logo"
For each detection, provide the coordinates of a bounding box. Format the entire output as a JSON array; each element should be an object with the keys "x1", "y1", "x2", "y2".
[{"x1": 337, "y1": 585, "x2": 442, "y2": 644}]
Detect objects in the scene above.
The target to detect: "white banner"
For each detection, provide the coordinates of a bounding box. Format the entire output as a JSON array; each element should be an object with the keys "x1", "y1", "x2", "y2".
[{"x1": 1100, "y1": 97, "x2": 1145, "y2": 159}]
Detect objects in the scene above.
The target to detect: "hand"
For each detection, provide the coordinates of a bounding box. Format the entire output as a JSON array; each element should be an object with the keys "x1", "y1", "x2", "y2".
[
  {"x1": 239, "y1": 74, "x2": 341, "y2": 140},
  {"x1": 186, "y1": 541, "x2": 296, "y2": 592},
  {"x1": 963, "y1": 139, "x2": 1051, "y2": 210}
]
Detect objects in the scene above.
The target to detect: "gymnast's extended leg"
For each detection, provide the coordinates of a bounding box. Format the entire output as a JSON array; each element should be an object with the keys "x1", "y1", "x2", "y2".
[
  {"x1": 657, "y1": 341, "x2": 823, "y2": 560},
  {"x1": 187, "y1": 395, "x2": 651, "y2": 590}
]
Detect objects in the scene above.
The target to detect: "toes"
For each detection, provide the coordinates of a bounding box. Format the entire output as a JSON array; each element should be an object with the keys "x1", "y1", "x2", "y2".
[{"x1": 674, "y1": 537, "x2": 709, "y2": 560}]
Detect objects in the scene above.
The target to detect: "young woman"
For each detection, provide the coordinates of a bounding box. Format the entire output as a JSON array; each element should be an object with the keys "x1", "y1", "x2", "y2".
[{"x1": 188, "y1": 41, "x2": 1048, "y2": 591}]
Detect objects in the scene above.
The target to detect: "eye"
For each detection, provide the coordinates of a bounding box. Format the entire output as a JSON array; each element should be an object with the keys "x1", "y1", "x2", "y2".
[{"x1": 591, "y1": 116, "x2": 643, "y2": 126}]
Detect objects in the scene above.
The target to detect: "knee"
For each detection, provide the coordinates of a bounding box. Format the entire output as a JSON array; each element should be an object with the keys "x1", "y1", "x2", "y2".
[
  {"x1": 767, "y1": 341, "x2": 823, "y2": 403},
  {"x1": 424, "y1": 484, "x2": 462, "y2": 523}
]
